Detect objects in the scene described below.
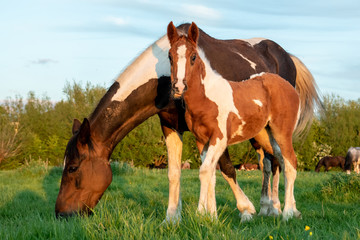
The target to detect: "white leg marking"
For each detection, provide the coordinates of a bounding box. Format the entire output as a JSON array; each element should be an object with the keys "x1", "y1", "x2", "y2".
[
  {"x1": 270, "y1": 166, "x2": 281, "y2": 215},
  {"x1": 164, "y1": 131, "x2": 183, "y2": 223},
  {"x1": 282, "y1": 159, "x2": 301, "y2": 221},
  {"x1": 197, "y1": 139, "x2": 226, "y2": 217}
]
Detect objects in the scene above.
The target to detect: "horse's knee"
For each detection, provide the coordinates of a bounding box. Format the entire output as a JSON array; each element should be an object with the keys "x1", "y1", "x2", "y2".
[{"x1": 168, "y1": 168, "x2": 181, "y2": 184}]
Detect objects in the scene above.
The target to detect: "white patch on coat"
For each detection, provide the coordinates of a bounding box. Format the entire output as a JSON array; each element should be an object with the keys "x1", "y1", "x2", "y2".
[
  {"x1": 235, "y1": 52, "x2": 257, "y2": 70},
  {"x1": 175, "y1": 45, "x2": 187, "y2": 93},
  {"x1": 253, "y1": 99, "x2": 263, "y2": 107},
  {"x1": 198, "y1": 48, "x2": 245, "y2": 142},
  {"x1": 250, "y1": 72, "x2": 265, "y2": 79},
  {"x1": 242, "y1": 37, "x2": 267, "y2": 46},
  {"x1": 111, "y1": 35, "x2": 170, "y2": 102}
]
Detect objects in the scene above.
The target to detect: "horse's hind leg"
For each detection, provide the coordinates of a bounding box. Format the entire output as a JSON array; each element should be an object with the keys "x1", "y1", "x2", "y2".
[
  {"x1": 271, "y1": 161, "x2": 282, "y2": 215},
  {"x1": 218, "y1": 149, "x2": 256, "y2": 222},
  {"x1": 266, "y1": 128, "x2": 301, "y2": 221},
  {"x1": 252, "y1": 133, "x2": 281, "y2": 216},
  {"x1": 256, "y1": 148, "x2": 272, "y2": 216}
]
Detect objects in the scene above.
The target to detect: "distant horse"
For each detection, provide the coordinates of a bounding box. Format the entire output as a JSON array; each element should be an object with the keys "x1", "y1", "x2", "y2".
[
  {"x1": 167, "y1": 22, "x2": 301, "y2": 221},
  {"x1": 55, "y1": 22, "x2": 320, "y2": 222},
  {"x1": 315, "y1": 156, "x2": 345, "y2": 172},
  {"x1": 345, "y1": 147, "x2": 360, "y2": 174},
  {"x1": 239, "y1": 163, "x2": 260, "y2": 171}
]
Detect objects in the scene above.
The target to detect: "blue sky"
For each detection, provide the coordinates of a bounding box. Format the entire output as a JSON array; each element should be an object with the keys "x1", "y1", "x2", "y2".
[{"x1": 1, "y1": 0, "x2": 359, "y2": 101}]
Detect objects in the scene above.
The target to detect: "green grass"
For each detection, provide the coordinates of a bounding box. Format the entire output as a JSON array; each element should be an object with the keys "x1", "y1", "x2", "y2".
[{"x1": 0, "y1": 162, "x2": 359, "y2": 239}]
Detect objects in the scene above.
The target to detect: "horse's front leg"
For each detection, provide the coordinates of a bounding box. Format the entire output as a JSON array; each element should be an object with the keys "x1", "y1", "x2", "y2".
[
  {"x1": 197, "y1": 139, "x2": 227, "y2": 219},
  {"x1": 162, "y1": 126, "x2": 183, "y2": 223},
  {"x1": 196, "y1": 141, "x2": 217, "y2": 218}
]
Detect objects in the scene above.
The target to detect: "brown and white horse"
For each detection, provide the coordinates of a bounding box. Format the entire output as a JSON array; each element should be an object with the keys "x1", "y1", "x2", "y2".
[
  {"x1": 345, "y1": 147, "x2": 360, "y2": 174},
  {"x1": 55, "y1": 22, "x2": 320, "y2": 222},
  {"x1": 167, "y1": 22, "x2": 302, "y2": 221}
]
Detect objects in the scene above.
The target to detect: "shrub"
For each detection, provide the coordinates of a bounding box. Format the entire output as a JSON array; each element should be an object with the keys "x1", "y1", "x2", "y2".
[{"x1": 319, "y1": 173, "x2": 360, "y2": 203}]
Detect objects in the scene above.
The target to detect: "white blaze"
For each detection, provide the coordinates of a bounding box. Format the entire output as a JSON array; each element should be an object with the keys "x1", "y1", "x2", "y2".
[{"x1": 175, "y1": 45, "x2": 187, "y2": 93}]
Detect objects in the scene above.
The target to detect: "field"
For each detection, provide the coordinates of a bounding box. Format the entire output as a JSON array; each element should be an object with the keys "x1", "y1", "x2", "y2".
[{"x1": 0, "y1": 162, "x2": 359, "y2": 240}]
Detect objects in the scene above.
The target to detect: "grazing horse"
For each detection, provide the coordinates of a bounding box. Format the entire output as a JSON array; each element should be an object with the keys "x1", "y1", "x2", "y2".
[
  {"x1": 239, "y1": 163, "x2": 260, "y2": 171},
  {"x1": 345, "y1": 147, "x2": 360, "y2": 174},
  {"x1": 167, "y1": 22, "x2": 302, "y2": 221},
  {"x1": 55, "y1": 22, "x2": 320, "y2": 221},
  {"x1": 315, "y1": 156, "x2": 345, "y2": 172}
]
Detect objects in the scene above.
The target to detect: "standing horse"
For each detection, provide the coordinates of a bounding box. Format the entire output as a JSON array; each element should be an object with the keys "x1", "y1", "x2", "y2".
[
  {"x1": 55, "y1": 22, "x2": 320, "y2": 222},
  {"x1": 315, "y1": 156, "x2": 345, "y2": 172},
  {"x1": 167, "y1": 22, "x2": 301, "y2": 221},
  {"x1": 345, "y1": 147, "x2": 360, "y2": 174}
]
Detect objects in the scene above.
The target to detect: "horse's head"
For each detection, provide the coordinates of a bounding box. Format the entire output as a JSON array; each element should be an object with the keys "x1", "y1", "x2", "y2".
[
  {"x1": 167, "y1": 21, "x2": 205, "y2": 99},
  {"x1": 55, "y1": 118, "x2": 112, "y2": 218}
]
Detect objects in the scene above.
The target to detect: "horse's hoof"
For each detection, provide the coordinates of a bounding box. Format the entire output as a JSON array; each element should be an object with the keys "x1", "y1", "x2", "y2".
[
  {"x1": 294, "y1": 210, "x2": 302, "y2": 219},
  {"x1": 268, "y1": 207, "x2": 280, "y2": 217},
  {"x1": 240, "y1": 210, "x2": 253, "y2": 222},
  {"x1": 162, "y1": 217, "x2": 180, "y2": 225},
  {"x1": 258, "y1": 207, "x2": 269, "y2": 216},
  {"x1": 163, "y1": 213, "x2": 181, "y2": 225}
]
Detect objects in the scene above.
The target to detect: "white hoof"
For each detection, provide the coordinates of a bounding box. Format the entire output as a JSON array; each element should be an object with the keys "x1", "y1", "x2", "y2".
[
  {"x1": 282, "y1": 208, "x2": 301, "y2": 221},
  {"x1": 258, "y1": 206, "x2": 270, "y2": 216},
  {"x1": 240, "y1": 210, "x2": 253, "y2": 223},
  {"x1": 268, "y1": 207, "x2": 280, "y2": 217}
]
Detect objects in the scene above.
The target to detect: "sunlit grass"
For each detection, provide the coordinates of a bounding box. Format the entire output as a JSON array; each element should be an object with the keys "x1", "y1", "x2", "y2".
[{"x1": 0, "y1": 163, "x2": 359, "y2": 239}]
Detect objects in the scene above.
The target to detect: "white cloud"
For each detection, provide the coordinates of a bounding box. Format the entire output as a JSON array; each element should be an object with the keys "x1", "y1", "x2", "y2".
[
  {"x1": 105, "y1": 16, "x2": 127, "y2": 26},
  {"x1": 31, "y1": 58, "x2": 58, "y2": 65},
  {"x1": 181, "y1": 4, "x2": 221, "y2": 20}
]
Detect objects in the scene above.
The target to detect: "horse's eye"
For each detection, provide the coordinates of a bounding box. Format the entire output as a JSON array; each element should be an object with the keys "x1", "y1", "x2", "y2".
[
  {"x1": 168, "y1": 54, "x2": 173, "y2": 65},
  {"x1": 68, "y1": 166, "x2": 79, "y2": 173},
  {"x1": 190, "y1": 54, "x2": 196, "y2": 65}
]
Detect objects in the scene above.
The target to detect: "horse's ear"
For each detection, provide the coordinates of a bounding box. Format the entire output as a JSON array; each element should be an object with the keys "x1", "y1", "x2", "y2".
[
  {"x1": 72, "y1": 119, "x2": 82, "y2": 135},
  {"x1": 167, "y1": 21, "x2": 179, "y2": 46},
  {"x1": 188, "y1": 22, "x2": 199, "y2": 44},
  {"x1": 78, "y1": 118, "x2": 91, "y2": 145}
]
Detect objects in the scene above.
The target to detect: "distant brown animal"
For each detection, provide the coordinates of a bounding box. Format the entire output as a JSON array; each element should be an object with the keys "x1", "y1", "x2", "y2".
[
  {"x1": 181, "y1": 162, "x2": 191, "y2": 169},
  {"x1": 239, "y1": 163, "x2": 260, "y2": 171},
  {"x1": 315, "y1": 156, "x2": 345, "y2": 172}
]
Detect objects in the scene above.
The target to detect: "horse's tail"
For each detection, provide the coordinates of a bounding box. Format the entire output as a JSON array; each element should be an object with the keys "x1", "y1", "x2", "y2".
[
  {"x1": 290, "y1": 55, "x2": 322, "y2": 139},
  {"x1": 315, "y1": 158, "x2": 323, "y2": 172}
]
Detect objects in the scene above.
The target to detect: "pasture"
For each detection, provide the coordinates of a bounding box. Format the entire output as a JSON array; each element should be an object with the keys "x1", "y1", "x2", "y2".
[{"x1": 0, "y1": 162, "x2": 359, "y2": 239}]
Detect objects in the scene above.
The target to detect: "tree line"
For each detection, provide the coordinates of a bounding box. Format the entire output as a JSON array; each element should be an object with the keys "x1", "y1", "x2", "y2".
[{"x1": 0, "y1": 82, "x2": 359, "y2": 170}]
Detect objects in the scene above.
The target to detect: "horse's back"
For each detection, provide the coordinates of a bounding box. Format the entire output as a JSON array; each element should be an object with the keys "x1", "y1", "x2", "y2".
[
  {"x1": 260, "y1": 73, "x2": 299, "y2": 107},
  {"x1": 176, "y1": 23, "x2": 296, "y2": 84}
]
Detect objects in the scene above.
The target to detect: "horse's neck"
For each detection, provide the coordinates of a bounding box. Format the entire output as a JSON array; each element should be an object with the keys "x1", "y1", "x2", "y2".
[{"x1": 88, "y1": 35, "x2": 171, "y2": 150}]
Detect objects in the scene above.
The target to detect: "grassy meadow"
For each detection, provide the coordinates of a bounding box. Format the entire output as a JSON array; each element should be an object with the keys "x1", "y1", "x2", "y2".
[{"x1": 0, "y1": 162, "x2": 359, "y2": 239}]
